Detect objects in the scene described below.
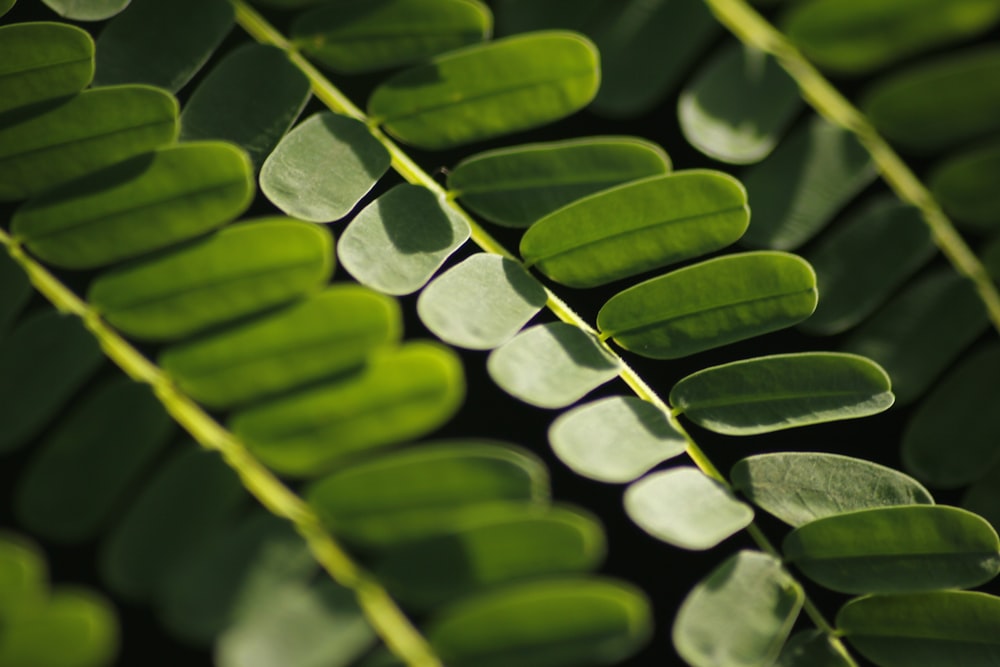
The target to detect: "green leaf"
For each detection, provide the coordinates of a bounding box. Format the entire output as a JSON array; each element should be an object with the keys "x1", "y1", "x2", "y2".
[
  {"x1": 15, "y1": 379, "x2": 172, "y2": 543},
  {"x1": 487, "y1": 322, "x2": 621, "y2": 409},
  {"x1": 902, "y1": 343, "x2": 1000, "y2": 488},
  {"x1": 784, "y1": 506, "x2": 1000, "y2": 594},
  {"x1": 373, "y1": 504, "x2": 605, "y2": 609},
  {"x1": 260, "y1": 112, "x2": 391, "y2": 223},
  {"x1": 338, "y1": 184, "x2": 470, "y2": 295},
  {"x1": 774, "y1": 630, "x2": 858, "y2": 667},
  {"x1": 0, "y1": 252, "x2": 31, "y2": 337},
  {"x1": 863, "y1": 47, "x2": 1000, "y2": 154},
  {"x1": 0, "y1": 85, "x2": 178, "y2": 201},
  {"x1": 783, "y1": 0, "x2": 1000, "y2": 75},
  {"x1": 234, "y1": 342, "x2": 465, "y2": 477},
  {"x1": 88, "y1": 218, "x2": 334, "y2": 342},
  {"x1": 161, "y1": 285, "x2": 401, "y2": 409},
  {"x1": 597, "y1": 251, "x2": 817, "y2": 359},
  {"x1": 425, "y1": 578, "x2": 651, "y2": 667},
  {"x1": 842, "y1": 269, "x2": 988, "y2": 405},
  {"x1": 963, "y1": 464, "x2": 1000, "y2": 534},
  {"x1": 93, "y1": 0, "x2": 233, "y2": 93},
  {"x1": 448, "y1": 136, "x2": 671, "y2": 228},
  {"x1": 679, "y1": 43, "x2": 801, "y2": 164},
  {"x1": 180, "y1": 44, "x2": 310, "y2": 167},
  {"x1": 417, "y1": 254, "x2": 547, "y2": 350},
  {"x1": 0, "y1": 0, "x2": 14, "y2": 17},
  {"x1": 0, "y1": 22, "x2": 94, "y2": 115},
  {"x1": 548, "y1": 396, "x2": 686, "y2": 484},
  {"x1": 731, "y1": 452, "x2": 933, "y2": 528},
  {"x1": 625, "y1": 467, "x2": 753, "y2": 550},
  {"x1": 99, "y1": 447, "x2": 246, "y2": 602},
  {"x1": 13, "y1": 141, "x2": 255, "y2": 269},
  {"x1": 670, "y1": 352, "x2": 894, "y2": 436},
  {"x1": 837, "y1": 591, "x2": 1000, "y2": 667},
  {"x1": 0, "y1": 310, "x2": 103, "y2": 453},
  {"x1": 368, "y1": 31, "x2": 600, "y2": 149},
  {"x1": 673, "y1": 551, "x2": 803, "y2": 667},
  {"x1": 520, "y1": 171, "x2": 749, "y2": 288},
  {"x1": 800, "y1": 198, "x2": 934, "y2": 335},
  {"x1": 307, "y1": 441, "x2": 549, "y2": 547},
  {"x1": 740, "y1": 116, "x2": 875, "y2": 250},
  {"x1": 929, "y1": 137, "x2": 1000, "y2": 231},
  {"x1": 292, "y1": 0, "x2": 491, "y2": 74},
  {"x1": 0, "y1": 535, "x2": 45, "y2": 616},
  {"x1": 41, "y1": 0, "x2": 130, "y2": 20}
]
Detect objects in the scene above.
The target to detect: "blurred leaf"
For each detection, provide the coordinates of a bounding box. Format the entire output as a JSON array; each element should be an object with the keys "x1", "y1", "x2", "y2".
[
  {"x1": 89, "y1": 218, "x2": 334, "y2": 341},
  {"x1": 731, "y1": 452, "x2": 933, "y2": 528},
  {"x1": 740, "y1": 116, "x2": 875, "y2": 250},
  {"x1": 41, "y1": 0, "x2": 130, "y2": 20},
  {"x1": 368, "y1": 31, "x2": 599, "y2": 149},
  {"x1": 0, "y1": 310, "x2": 102, "y2": 453},
  {"x1": 15, "y1": 378, "x2": 172, "y2": 543},
  {"x1": 0, "y1": 535, "x2": 45, "y2": 616},
  {"x1": 0, "y1": 85, "x2": 178, "y2": 201},
  {"x1": 417, "y1": 254, "x2": 547, "y2": 350},
  {"x1": 0, "y1": 0, "x2": 13, "y2": 16},
  {"x1": 520, "y1": 171, "x2": 749, "y2": 288},
  {"x1": 929, "y1": 137, "x2": 1000, "y2": 231},
  {"x1": 784, "y1": 505, "x2": 1000, "y2": 594},
  {"x1": 801, "y1": 198, "x2": 934, "y2": 335},
  {"x1": 673, "y1": 551, "x2": 802, "y2": 667},
  {"x1": 307, "y1": 440, "x2": 549, "y2": 546},
  {"x1": 234, "y1": 342, "x2": 465, "y2": 476},
  {"x1": 837, "y1": 591, "x2": 1000, "y2": 667},
  {"x1": 842, "y1": 269, "x2": 988, "y2": 405},
  {"x1": 373, "y1": 504, "x2": 605, "y2": 609},
  {"x1": 549, "y1": 396, "x2": 685, "y2": 483},
  {"x1": 448, "y1": 136, "x2": 671, "y2": 228},
  {"x1": 161, "y1": 285, "x2": 401, "y2": 409},
  {"x1": 0, "y1": 252, "x2": 31, "y2": 337},
  {"x1": 964, "y1": 462, "x2": 1000, "y2": 532},
  {"x1": 902, "y1": 343, "x2": 1000, "y2": 488},
  {"x1": 260, "y1": 112, "x2": 391, "y2": 223},
  {"x1": 13, "y1": 142, "x2": 254, "y2": 269},
  {"x1": 180, "y1": 44, "x2": 310, "y2": 167},
  {"x1": 487, "y1": 322, "x2": 621, "y2": 409},
  {"x1": 679, "y1": 43, "x2": 801, "y2": 164},
  {"x1": 292, "y1": 0, "x2": 491, "y2": 74},
  {"x1": 625, "y1": 467, "x2": 753, "y2": 550},
  {"x1": 774, "y1": 630, "x2": 857, "y2": 667},
  {"x1": 783, "y1": 0, "x2": 1000, "y2": 75},
  {"x1": 670, "y1": 352, "x2": 894, "y2": 435},
  {"x1": 0, "y1": 22, "x2": 93, "y2": 115},
  {"x1": 93, "y1": 0, "x2": 233, "y2": 92},
  {"x1": 425, "y1": 578, "x2": 651, "y2": 667},
  {"x1": 248, "y1": 0, "x2": 324, "y2": 7},
  {"x1": 863, "y1": 47, "x2": 1000, "y2": 154},
  {"x1": 598, "y1": 251, "x2": 817, "y2": 359}
]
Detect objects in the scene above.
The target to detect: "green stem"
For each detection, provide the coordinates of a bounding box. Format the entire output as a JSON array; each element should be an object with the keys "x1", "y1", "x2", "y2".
[
  {"x1": 0, "y1": 230, "x2": 442, "y2": 667},
  {"x1": 701, "y1": 0, "x2": 1000, "y2": 337}
]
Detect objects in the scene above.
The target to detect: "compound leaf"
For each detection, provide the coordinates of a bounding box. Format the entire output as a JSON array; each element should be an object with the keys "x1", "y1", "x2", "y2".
[{"x1": 0, "y1": 22, "x2": 94, "y2": 115}]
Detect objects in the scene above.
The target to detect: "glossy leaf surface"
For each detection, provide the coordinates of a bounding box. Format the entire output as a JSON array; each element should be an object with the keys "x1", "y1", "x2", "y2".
[
  {"x1": 597, "y1": 251, "x2": 817, "y2": 359},
  {"x1": 41, "y1": 0, "x2": 130, "y2": 20},
  {"x1": 674, "y1": 551, "x2": 802, "y2": 667},
  {"x1": 929, "y1": 138, "x2": 1000, "y2": 231},
  {"x1": 13, "y1": 142, "x2": 254, "y2": 269},
  {"x1": 731, "y1": 452, "x2": 933, "y2": 528},
  {"x1": 292, "y1": 0, "x2": 491, "y2": 74},
  {"x1": 520, "y1": 171, "x2": 749, "y2": 287},
  {"x1": 89, "y1": 218, "x2": 333, "y2": 341},
  {"x1": 548, "y1": 396, "x2": 685, "y2": 483},
  {"x1": 260, "y1": 112, "x2": 391, "y2": 222},
  {"x1": 417, "y1": 254, "x2": 547, "y2": 350},
  {"x1": 234, "y1": 342, "x2": 464, "y2": 476},
  {"x1": 448, "y1": 136, "x2": 671, "y2": 228},
  {"x1": 0, "y1": 22, "x2": 93, "y2": 115},
  {"x1": 339, "y1": 184, "x2": 470, "y2": 295},
  {"x1": 487, "y1": 322, "x2": 621, "y2": 409},
  {"x1": 0, "y1": 85, "x2": 178, "y2": 201},
  {"x1": 368, "y1": 31, "x2": 599, "y2": 149},
  {"x1": 670, "y1": 352, "x2": 894, "y2": 435}
]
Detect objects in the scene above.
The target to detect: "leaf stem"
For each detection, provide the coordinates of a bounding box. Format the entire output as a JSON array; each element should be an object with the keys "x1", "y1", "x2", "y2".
[{"x1": 701, "y1": 0, "x2": 1000, "y2": 337}]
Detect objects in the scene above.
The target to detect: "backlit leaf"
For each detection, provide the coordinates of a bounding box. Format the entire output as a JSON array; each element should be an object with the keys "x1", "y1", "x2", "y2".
[
  {"x1": 597, "y1": 251, "x2": 817, "y2": 359},
  {"x1": 41, "y1": 0, "x2": 130, "y2": 20},
  {"x1": 929, "y1": 137, "x2": 1000, "y2": 231},
  {"x1": 368, "y1": 31, "x2": 599, "y2": 149},
  {"x1": 775, "y1": 630, "x2": 858, "y2": 667},
  {"x1": 260, "y1": 112, "x2": 391, "y2": 223},
  {"x1": 670, "y1": 352, "x2": 894, "y2": 436},
  {"x1": 520, "y1": 171, "x2": 749, "y2": 288},
  {"x1": 0, "y1": 22, "x2": 93, "y2": 115},
  {"x1": 88, "y1": 218, "x2": 334, "y2": 341},
  {"x1": 448, "y1": 136, "x2": 671, "y2": 228}
]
